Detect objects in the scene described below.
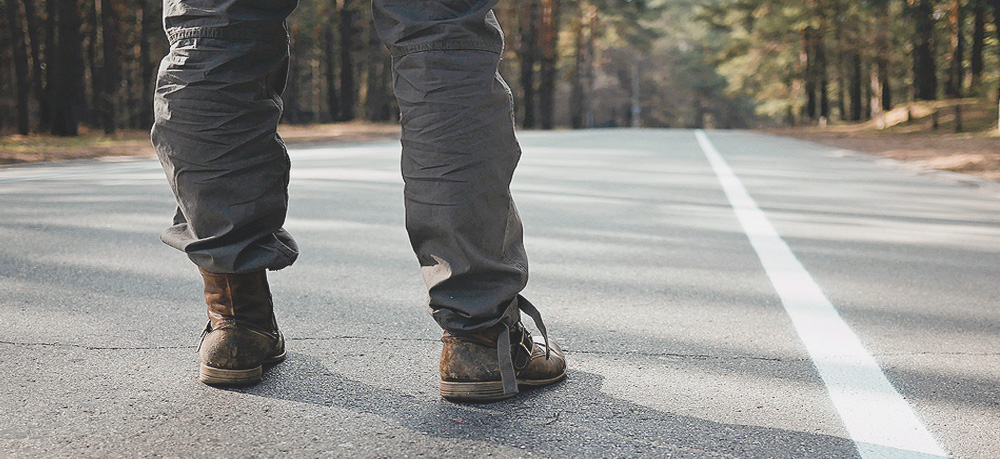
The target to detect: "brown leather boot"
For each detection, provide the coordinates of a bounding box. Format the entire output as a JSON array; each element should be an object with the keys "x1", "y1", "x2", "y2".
[
  {"x1": 197, "y1": 268, "x2": 286, "y2": 385},
  {"x1": 439, "y1": 297, "x2": 566, "y2": 402}
]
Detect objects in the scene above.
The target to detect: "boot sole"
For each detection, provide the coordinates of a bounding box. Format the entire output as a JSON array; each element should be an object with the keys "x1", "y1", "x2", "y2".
[
  {"x1": 199, "y1": 351, "x2": 286, "y2": 386},
  {"x1": 200, "y1": 364, "x2": 262, "y2": 385},
  {"x1": 440, "y1": 369, "x2": 567, "y2": 402}
]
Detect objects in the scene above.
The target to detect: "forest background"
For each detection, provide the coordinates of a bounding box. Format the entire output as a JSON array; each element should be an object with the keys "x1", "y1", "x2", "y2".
[{"x1": 2, "y1": 0, "x2": 1000, "y2": 137}]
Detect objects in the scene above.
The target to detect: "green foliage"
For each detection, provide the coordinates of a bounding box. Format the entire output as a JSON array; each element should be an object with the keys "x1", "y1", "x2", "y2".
[{"x1": 699, "y1": 0, "x2": 1000, "y2": 124}]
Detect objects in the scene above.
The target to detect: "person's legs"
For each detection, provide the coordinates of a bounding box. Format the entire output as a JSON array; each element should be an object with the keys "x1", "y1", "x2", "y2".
[
  {"x1": 374, "y1": 0, "x2": 528, "y2": 338},
  {"x1": 152, "y1": 0, "x2": 298, "y2": 385},
  {"x1": 372, "y1": 0, "x2": 565, "y2": 401},
  {"x1": 152, "y1": 0, "x2": 299, "y2": 274}
]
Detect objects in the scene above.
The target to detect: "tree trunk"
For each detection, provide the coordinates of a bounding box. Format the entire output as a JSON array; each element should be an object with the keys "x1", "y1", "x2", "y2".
[
  {"x1": 44, "y1": 0, "x2": 54, "y2": 89},
  {"x1": 802, "y1": 26, "x2": 817, "y2": 120},
  {"x1": 871, "y1": 65, "x2": 885, "y2": 128},
  {"x1": 569, "y1": 4, "x2": 586, "y2": 129},
  {"x1": 990, "y1": 1, "x2": 1000, "y2": 102},
  {"x1": 692, "y1": 89, "x2": 706, "y2": 129},
  {"x1": 970, "y1": 4, "x2": 985, "y2": 94},
  {"x1": 5, "y1": 0, "x2": 32, "y2": 134},
  {"x1": 834, "y1": 14, "x2": 846, "y2": 120},
  {"x1": 50, "y1": 0, "x2": 87, "y2": 136},
  {"x1": 338, "y1": 0, "x2": 357, "y2": 122},
  {"x1": 849, "y1": 52, "x2": 863, "y2": 121},
  {"x1": 283, "y1": 29, "x2": 300, "y2": 123},
  {"x1": 583, "y1": 7, "x2": 597, "y2": 128},
  {"x1": 878, "y1": 58, "x2": 892, "y2": 111},
  {"x1": 138, "y1": 0, "x2": 157, "y2": 128},
  {"x1": 864, "y1": 64, "x2": 873, "y2": 120},
  {"x1": 0, "y1": 10, "x2": 8, "y2": 133},
  {"x1": 537, "y1": 0, "x2": 560, "y2": 130},
  {"x1": 309, "y1": 54, "x2": 320, "y2": 123},
  {"x1": 992, "y1": 0, "x2": 1000, "y2": 131},
  {"x1": 866, "y1": 0, "x2": 891, "y2": 113},
  {"x1": 21, "y1": 0, "x2": 49, "y2": 130},
  {"x1": 364, "y1": 25, "x2": 392, "y2": 121},
  {"x1": 518, "y1": 0, "x2": 537, "y2": 128},
  {"x1": 39, "y1": 0, "x2": 60, "y2": 130},
  {"x1": 912, "y1": 0, "x2": 938, "y2": 100},
  {"x1": 629, "y1": 58, "x2": 640, "y2": 128},
  {"x1": 99, "y1": 0, "x2": 121, "y2": 134},
  {"x1": 324, "y1": 23, "x2": 339, "y2": 122},
  {"x1": 816, "y1": 15, "x2": 830, "y2": 120},
  {"x1": 85, "y1": 0, "x2": 101, "y2": 128},
  {"x1": 945, "y1": 0, "x2": 964, "y2": 98}
]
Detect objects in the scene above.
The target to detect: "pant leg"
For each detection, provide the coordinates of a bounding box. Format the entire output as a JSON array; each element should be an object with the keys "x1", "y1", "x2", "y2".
[
  {"x1": 372, "y1": 0, "x2": 529, "y2": 333},
  {"x1": 151, "y1": 0, "x2": 299, "y2": 274}
]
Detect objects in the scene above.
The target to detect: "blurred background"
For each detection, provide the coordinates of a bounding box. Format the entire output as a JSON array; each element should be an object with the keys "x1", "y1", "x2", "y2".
[{"x1": 1, "y1": 0, "x2": 1000, "y2": 137}]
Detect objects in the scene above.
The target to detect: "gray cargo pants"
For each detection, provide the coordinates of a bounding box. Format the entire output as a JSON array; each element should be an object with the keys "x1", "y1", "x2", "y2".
[{"x1": 151, "y1": 0, "x2": 531, "y2": 333}]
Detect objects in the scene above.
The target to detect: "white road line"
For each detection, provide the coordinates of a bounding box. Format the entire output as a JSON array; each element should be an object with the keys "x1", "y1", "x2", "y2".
[{"x1": 695, "y1": 130, "x2": 947, "y2": 459}]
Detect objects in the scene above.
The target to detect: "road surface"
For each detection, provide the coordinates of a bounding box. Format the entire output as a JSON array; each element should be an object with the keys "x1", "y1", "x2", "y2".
[{"x1": 1, "y1": 130, "x2": 998, "y2": 458}]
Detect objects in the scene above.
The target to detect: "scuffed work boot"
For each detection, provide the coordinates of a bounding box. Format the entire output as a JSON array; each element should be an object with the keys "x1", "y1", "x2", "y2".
[
  {"x1": 198, "y1": 268, "x2": 286, "y2": 385},
  {"x1": 440, "y1": 320, "x2": 566, "y2": 402}
]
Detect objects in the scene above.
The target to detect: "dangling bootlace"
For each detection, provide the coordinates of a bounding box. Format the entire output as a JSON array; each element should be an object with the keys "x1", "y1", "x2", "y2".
[{"x1": 496, "y1": 295, "x2": 550, "y2": 396}]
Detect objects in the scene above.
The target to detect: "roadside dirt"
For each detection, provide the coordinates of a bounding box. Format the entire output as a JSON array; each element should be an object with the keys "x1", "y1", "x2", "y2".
[
  {"x1": 768, "y1": 99, "x2": 1000, "y2": 183},
  {"x1": 0, "y1": 122, "x2": 400, "y2": 166},
  {"x1": 769, "y1": 127, "x2": 1000, "y2": 182}
]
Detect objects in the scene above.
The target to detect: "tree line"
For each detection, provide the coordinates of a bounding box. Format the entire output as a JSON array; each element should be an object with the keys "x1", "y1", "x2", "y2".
[
  {"x1": 6, "y1": 0, "x2": 994, "y2": 135},
  {"x1": 703, "y1": 0, "x2": 1000, "y2": 125},
  {"x1": 1, "y1": 0, "x2": 675, "y2": 136},
  {"x1": 1, "y1": 0, "x2": 161, "y2": 136}
]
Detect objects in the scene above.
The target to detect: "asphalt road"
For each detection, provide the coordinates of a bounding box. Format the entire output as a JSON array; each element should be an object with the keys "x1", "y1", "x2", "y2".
[{"x1": 1, "y1": 129, "x2": 998, "y2": 458}]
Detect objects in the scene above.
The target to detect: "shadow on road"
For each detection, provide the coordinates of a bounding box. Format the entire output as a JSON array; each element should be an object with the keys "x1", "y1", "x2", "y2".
[{"x1": 224, "y1": 352, "x2": 863, "y2": 457}]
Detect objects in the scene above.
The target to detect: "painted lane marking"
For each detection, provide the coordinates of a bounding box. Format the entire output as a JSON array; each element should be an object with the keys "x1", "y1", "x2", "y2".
[{"x1": 695, "y1": 130, "x2": 947, "y2": 458}]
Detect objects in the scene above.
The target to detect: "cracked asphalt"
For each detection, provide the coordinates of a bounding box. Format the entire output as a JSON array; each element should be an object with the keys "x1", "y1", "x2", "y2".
[{"x1": 1, "y1": 130, "x2": 999, "y2": 458}]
